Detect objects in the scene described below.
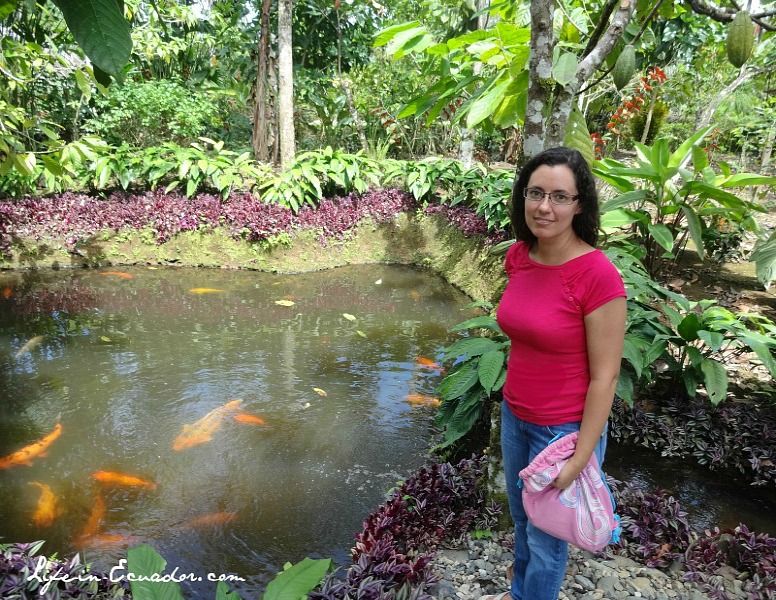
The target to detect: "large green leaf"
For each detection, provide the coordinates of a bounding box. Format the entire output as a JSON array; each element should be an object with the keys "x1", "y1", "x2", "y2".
[
  {"x1": 477, "y1": 349, "x2": 505, "y2": 394},
  {"x1": 126, "y1": 545, "x2": 184, "y2": 600},
  {"x1": 700, "y1": 358, "x2": 728, "y2": 406},
  {"x1": 466, "y1": 77, "x2": 511, "y2": 129},
  {"x1": 54, "y1": 0, "x2": 131, "y2": 81},
  {"x1": 563, "y1": 109, "x2": 593, "y2": 166},
  {"x1": 552, "y1": 51, "x2": 578, "y2": 87},
  {"x1": 450, "y1": 315, "x2": 505, "y2": 335},
  {"x1": 750, "y1": 231, "x2": 776, "y2": 290},
  {"x1": 667, "y1": 126, "x2": 713, "y2": 170},
  {"x1": 263, "y1": 558, "x2": 332, "y2": 600},
  {"x1": 647, "y1": 223, "x2": 674, "y2": 252},
  {"x1": 680, "y1": 204, "x2": 705, "y2": 261},
  {"x1": 442, "y1": 337, "x2": 501, "y2": 362},
  {"x1": 437, "y1": 361, "x2": 480, "y2": 400}
]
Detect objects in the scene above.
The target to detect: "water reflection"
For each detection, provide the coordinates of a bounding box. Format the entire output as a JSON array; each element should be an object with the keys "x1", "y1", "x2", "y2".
[{"x1": 0, "y1": 265, "x2": 477, "y2": 597}]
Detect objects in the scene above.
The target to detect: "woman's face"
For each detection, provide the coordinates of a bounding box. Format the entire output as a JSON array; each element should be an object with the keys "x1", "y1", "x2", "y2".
[{"x1": 523, "y1": 164, "x2": 581, "y2": 242}]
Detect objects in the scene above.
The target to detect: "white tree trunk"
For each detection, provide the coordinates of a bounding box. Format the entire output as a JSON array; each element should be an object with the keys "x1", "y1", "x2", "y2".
[{"x1": 278, "y1": 0, "x2": 295, "y2": 167}]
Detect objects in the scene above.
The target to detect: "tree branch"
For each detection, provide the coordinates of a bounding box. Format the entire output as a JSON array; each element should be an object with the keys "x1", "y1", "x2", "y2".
[
  {"x1": 686, "y1": 0, "x2": 775, "y2": 31},
  {"x1": 576, "y1": 0, "x2": 636, "y2": 85},
  {"x1": 580, "y1": 0, "x2": 620, "y2": 59}
]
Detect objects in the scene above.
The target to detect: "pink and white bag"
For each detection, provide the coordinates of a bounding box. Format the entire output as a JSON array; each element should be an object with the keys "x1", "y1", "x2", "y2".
[{"x1": 518, "y1": 431, "x2": 620, "y2": 552}]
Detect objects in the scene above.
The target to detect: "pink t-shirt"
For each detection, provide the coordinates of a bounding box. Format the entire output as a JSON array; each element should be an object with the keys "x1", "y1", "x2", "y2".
[{"x1": 496, "y1": 241, "x2": 626, "y2": 425}]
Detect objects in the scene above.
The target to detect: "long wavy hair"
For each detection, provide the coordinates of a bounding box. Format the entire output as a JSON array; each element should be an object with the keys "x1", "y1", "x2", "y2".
[{"x1": 509, "y1": 147, "x2": 600, "y2": 247}]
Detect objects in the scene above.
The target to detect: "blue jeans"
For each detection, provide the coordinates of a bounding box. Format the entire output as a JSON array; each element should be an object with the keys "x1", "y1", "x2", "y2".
[{"x1": 501, "y1": 400, "x2": 607, "y2": 600}]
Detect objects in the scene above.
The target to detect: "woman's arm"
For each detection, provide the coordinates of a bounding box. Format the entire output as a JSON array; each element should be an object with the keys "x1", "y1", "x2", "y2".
[{"x1": 553, "y1": 296, "x2": 627, "y2": 489}]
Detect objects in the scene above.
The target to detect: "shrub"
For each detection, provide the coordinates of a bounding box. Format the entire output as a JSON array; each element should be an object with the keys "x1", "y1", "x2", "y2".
[{"x1": 83, "y1": 79, "x2": 223, "y2": 148}]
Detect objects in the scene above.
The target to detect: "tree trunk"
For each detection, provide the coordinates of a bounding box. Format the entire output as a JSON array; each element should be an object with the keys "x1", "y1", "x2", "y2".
[
  {"x1": 762, "y1": 125, "x2": 775, "y2": 169},
  {"x1": 251, "y1": 0, "x2": 274, "y2": 163},
  {"x1": 523, "y1": 0, "x2": 634, "y2": 162},
  {"x1": 459, "y1": 0, "x2": 490, "y2": 168},
  {"x1": 277, "y1": 0, "x2": 295, "y2": 167}
]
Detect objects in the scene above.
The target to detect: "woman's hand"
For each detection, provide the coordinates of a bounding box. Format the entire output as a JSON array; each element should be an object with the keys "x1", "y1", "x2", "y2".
[{"x1": 553, "y1": 454, "x2": 586, "y2": 490}]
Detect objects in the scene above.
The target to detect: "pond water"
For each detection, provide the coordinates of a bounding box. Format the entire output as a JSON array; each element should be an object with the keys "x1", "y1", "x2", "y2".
[
  {"x1": 1, "y1": 264, "x2": 774, "y2": 597},
  {"x1": 0, "y1": 264, "x2": 477, "y2": 597}
]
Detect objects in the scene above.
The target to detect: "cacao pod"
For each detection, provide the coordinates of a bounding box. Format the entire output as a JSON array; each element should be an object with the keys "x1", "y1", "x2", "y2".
[
  {"x1": 726, "y1": 11, "x2": 754, "y2": 68},
  {"x1": 612, "y1": 45, "x2": 636, "y2": 91}
]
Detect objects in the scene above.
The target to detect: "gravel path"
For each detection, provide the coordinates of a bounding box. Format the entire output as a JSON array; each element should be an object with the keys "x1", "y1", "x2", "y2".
[{"x1": 427, "y1": 532, "x2": 751, "y2": 600}]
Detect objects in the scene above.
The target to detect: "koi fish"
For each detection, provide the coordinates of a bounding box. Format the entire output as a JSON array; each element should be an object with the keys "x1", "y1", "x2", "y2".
[
  {"x1": 91, "y1": 470, "x2": 157, "y2": 490},
  {"x1": 416, "y1": 357, "x2": 445, "y2": 372},
  {"x1": 233, "y1": 413, "x2": 266, "y2": 425},
  {"x1": 172, "y1": 399, "x2": 244, "y2": 451},
  {"x1": 405, "y1": 394, "x2": 442, "y2": 408},
  {"x1": 77, "y1": 533, "x2": 139, "y2": 549},
  {"x1": 180, "y1": 511, "x2": 238, "y2": 529},
  {"x1": 14, "y1": 335, "x2": 44, "y2": 358},
  {"x1": 2, "y1": 286, "x2": 12, "y2": 299},
  {"x1": 99, "y1": 271, "x2": 133, "y2": 279},
  {"x1": 0, "y1": 421, "x2": 62, "y2": 470},
  {"x1": 29, "y1": 482, "x2": 61, "y2": 527},
  {"x1": 189, "y1": 288, "x2": 224, "y2": 294},
  {"x1": 79, "y1": 493, "x2": 106, "y2": 539}
]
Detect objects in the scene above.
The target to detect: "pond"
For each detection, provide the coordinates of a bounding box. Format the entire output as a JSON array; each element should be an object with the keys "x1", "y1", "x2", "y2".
[
  {"x1": 2, "y1": 264, "x2": 775, "y2": 598},
  {"x1": 0, "y1": 264, "x2": 478, "y2": 597}
]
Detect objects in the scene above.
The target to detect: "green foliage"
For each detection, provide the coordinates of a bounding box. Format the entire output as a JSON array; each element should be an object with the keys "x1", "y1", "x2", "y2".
[
  {"x1": 434, "y1": 304, "x2": 510, "y2": 448},
  {"x1": 257, "y1": 147, "x2": 382, "y2": 212},
  {"x1": 84, "y1": 79, "x2": 224, "y2": 147},
  {"x1": 595, "y1": 130, "x2": 774, "y2": 278},
  {"x1": 751, "y1": 231, "x2": 776, "y2": 290},
  {"x1": 608, "y1": 247, "x2": 776, "y2": 406},
  {"x1": 53, "y1": 0, "x2": 132, "y2": 82},
  {"x1": 125, "y1": 544, "x2": 331, "y2": 600},
  {"x1": 629, "y1": 98, "x2": 669, "y2": 145}
]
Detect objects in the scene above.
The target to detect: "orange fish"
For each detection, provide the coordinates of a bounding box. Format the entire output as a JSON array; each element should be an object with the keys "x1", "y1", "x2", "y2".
[
  {"x1": 76, "y1": 533, "x2": 139, "y2": 549},
  {"x1": 78, "y1": 493, "x2": 106, "y2": 539},
  {"x1": 189, "y1": 288, "x2": 224, "y2": 294},
  {"x1": 99, "y1": 271, "x2": 133, "y2": 279},
  {"x1": 416, "y1": 357, "x2": 445, "y2": 372},
  {"x1": 0, "y1": 421, "x2": 62, "y2": 470},
  {"x1": 91, "y1": 470, "x2": 157, "y2": 490},
  {"x1": 29, "y1": 482, "x2": 61, "y2": 527},
  {"x1": 181, "y1": 511, "x2": 238, "y2": 529},
  {"x1": 14, "y1": 335, "x2": 44, "y2": 358},
  {"x1": 172, "y1": 399, "x2": 244, "y2": 451},
  {"x1": 405, "y1": 394, "x2": 442, "y2": 408},
  {"x1": 233, "y1": 413, "x2": 266, "y2": 425},
  {"x1": 2, "y1": 286, "x2": 11, "y2": 299}
]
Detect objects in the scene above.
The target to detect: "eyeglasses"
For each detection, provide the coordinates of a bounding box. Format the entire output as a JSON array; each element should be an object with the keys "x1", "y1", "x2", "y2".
[{"x1": 523, "y1": 187, "x2": 579, "y2": 206}]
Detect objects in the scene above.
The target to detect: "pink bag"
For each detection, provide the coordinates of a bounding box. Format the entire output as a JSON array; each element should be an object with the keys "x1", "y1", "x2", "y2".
[{"x1": 518, "y1": 431, "x2": 620, "y2": 552}]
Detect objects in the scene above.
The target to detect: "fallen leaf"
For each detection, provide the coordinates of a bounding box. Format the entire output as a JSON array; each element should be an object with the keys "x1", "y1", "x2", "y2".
[
  {"x1": 375, "y1": 279, "x2": 382, "y2": 285},
  {"x1": 356, "y1": 330, "x2": 367, "y2": 338},
  {"x1": 275, "y1": 300, "x2": 295, "y2": 306},
  {"x1": 667, "y1": 279, "x2": 685, "y2": 290},
  {"x1": 343, "y1": 313, "x2": 356, "y2": 321},
  {"x1": 313, "y1": 387, "x2": 327, "y2": 397}
]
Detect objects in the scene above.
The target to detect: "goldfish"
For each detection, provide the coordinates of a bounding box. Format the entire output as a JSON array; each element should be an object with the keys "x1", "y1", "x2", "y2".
[
  {"x1": 0, "y1": 421, "x2": 62, "y2": 470},
  {"x1": 29, "y1": 482, "x2": 61, "y2": 527},
  {"x1": 78, "y1": 493, "x2": 106, "y2": 540},
  {"x1": 189, "y1": 288, "x2": 224, "y2": 294},
  {"x1": 405, "y1": 394, "x2": 442, "y2": 408},
  {"x1": 233, "y1": 413, "x2": 266, "y2": 425},
  {"x1": 180, "y1": 511, "x2": 238, "y2": 529},
  {"x1": 416, "y1": 357, "x2": 445, "y2": 372},
  {"x1": 91, "y1": 470, "x2": 157, "y2": 490},
  {"x1": 172, "y1": 399, "x2": 244, "y2": 451},
  {"x1": 77, "y1": 533, "x2": 139, "y2": 549},
  {"x1": 2, "y1": 286, "x2": 12, "y2": 299},
  {"x1": 14, "y1": 335, "x2": 44, "y2": 358},
  {"x1": 99, "y1": 271, "x2": 133, "y2": 279}
]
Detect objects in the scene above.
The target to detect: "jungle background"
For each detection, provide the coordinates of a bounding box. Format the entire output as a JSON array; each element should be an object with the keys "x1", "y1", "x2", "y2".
[{"x1": 1, "y1": 0, "x2": 776, "y2": 599}]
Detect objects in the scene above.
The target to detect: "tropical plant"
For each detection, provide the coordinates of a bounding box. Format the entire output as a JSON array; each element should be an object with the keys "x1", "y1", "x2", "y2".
[
  {"x1": 596, "y1": 129, "x2": 776, "y2": 279},
  {"x1": 433, "y1": 305, "x2": 509, "y2": 449},
  {"x1": 83, "y1": 79, "x2": 225, "y2": 147}
]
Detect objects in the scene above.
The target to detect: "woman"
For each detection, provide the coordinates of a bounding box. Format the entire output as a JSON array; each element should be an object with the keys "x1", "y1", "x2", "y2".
[{"x1": 487, "y1": 147, "x2": 627, "y2": 600}]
